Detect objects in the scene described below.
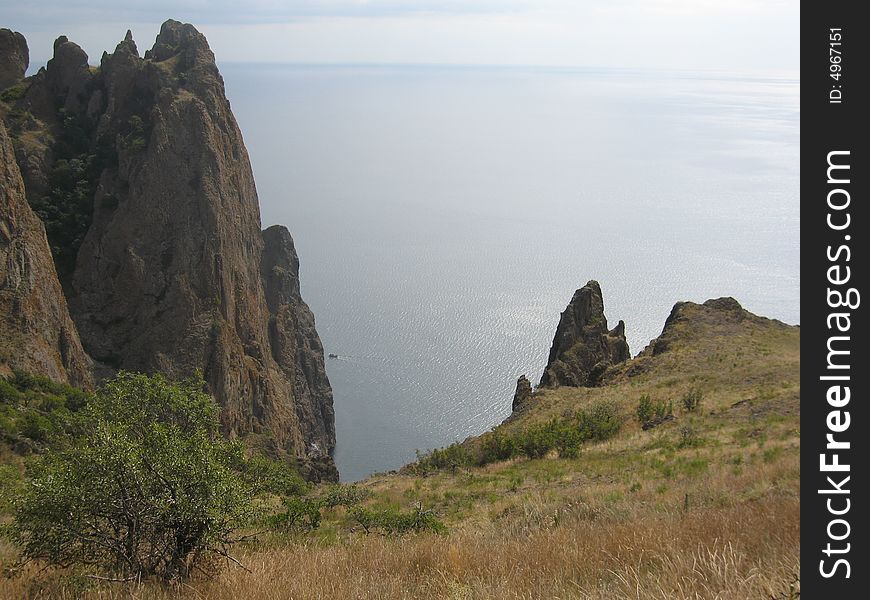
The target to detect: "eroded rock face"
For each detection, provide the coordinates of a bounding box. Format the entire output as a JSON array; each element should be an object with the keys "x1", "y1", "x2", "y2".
[
  {"x1": 512, "y1": 375, "x2": 532, "y2": 412},
  {"x1": 0, "y1": 121, "x2": 91, "y2": 386},
  {"x1": 1, "y1": 22, "x2": 337, "y2": 480},
  {"x1": 261, "y1": 225, "x2": 336, "y2": 467},
  {"x1": 0, "y1": 29, "x2": 28, "y2": 90},
  {"x1": 540, "y1": 280, "x2": 629, "y2": 387}
]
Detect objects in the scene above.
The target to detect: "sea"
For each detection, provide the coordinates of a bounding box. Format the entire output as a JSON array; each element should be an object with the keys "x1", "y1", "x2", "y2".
[{"x1": 221, "y1": 64, "x2": 800, "y2": 482}]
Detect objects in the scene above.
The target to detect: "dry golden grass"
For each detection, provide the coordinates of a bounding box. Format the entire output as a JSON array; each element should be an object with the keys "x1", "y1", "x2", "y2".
[{"x1": 1, "y1": 497, "x2": 799, "y2": 600}]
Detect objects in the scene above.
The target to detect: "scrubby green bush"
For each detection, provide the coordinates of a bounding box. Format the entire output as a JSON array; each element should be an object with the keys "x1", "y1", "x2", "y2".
[
  {"x1": 0, "y1": 464, "x2": 23, "y2": 513},
  {"x1": 269, "y1": 496, "x2": 323, "y2": 532},
  {"x1": 636, "y1": 395, "x2": 673, "y2": 429},
  {"x1": 577, "y1": 400, "x2": 622, "y2": 441},
  {"x1": 414, "y1": 442, "x2": 472, "y2": 475},
  {"x1": 267, "y1": 484, "x2": 370, "y2": 533},
  {"x1": 349, "y1": 504, "x2": 447, "y2": 536},
  {"x1": 517, "y1": 421, "x2": 560, "y2": 459},
  {"x1": 11, "y1": 372, "x2": 254, "y2": 581},
  {"x1": 0, "y1": 82, "x2": 28, "y2": 103},
  {"x1": 321, "y1": 484, "x2": 370, "y2": 509},
  {"x1": 121, "y1": 115, "x2": 148, "y2": 152},
  {"x1": 421, "y1": 401, "x2": 623, "y2": 470},
  {"x1": 480, "y1": 428, "x2": 519, "y2": 463},
  {"x1": 677, "y1": 424, "x2": 704, "y2": 449},
  {"x1": 28, "y1": 109, "x2": 119, "y2": 286}
]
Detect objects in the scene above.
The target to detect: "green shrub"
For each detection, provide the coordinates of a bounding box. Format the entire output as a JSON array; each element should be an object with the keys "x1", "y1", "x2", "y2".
[
  {"x1": 480, "y1": 428, "x2": 519, "y2": 464},
  {"x1": 236, "y1": 453, "x2": 309, "y2": 498},
  {"x1": 636, "y1": 395, "x2": 673, "y2": 429},
  {"x1": 517, "y1": 421, "x2": 559, "y2": 459},
  {"x1": 27, "y1": 109, "x2": 118, "y2": 286},
  {"x1": 419, "y1": 402, "x2": 623, "y2": 471},
  {"x1": 266, "y1": 484, "x2": 369, "y2": 533},
  {"x1": 0, "y1": 464, "x2": 23, "y2": 513},
  {"x1": 269, "y1": 496, "x2": 323, "y2": 532},
  {"x1": 0, "y1": 372, "x2": 91, "y2": 450},
  {"x1": 349, "y1": 504, "x2": 447, "y2": 536},
  {"x1": 18, "y1": 411, "x2": 54, "y2": 443},
  {"x1": 121, "y1": 115, "x2": 148, "y2": 153},
  {"x1": 11, "y1": 372, "x2": 254, "y2": 581},
  {"x1": 577, "y1": 400, "x2": 622, "y2": 441},
  {"x1": 0, "y1": 82, "x2": 28, "y2": 104},
  {"x1": 414, "y1": 442, "x2": 472, "y2": 475}
]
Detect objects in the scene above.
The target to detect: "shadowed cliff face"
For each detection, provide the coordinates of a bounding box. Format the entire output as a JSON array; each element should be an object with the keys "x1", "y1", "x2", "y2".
[
  {"x1": 0, "y1": 121, "x2": 92, "y2": 387},
  {"x1": 0, "y1": 29, "x2": 28, "y2": 90},
  {"x1": 0, "y1": 21, "x2": 336, "y2": 480},
  {"x1": 540, "y1": 280, "x2": 630, "y2": 388}
]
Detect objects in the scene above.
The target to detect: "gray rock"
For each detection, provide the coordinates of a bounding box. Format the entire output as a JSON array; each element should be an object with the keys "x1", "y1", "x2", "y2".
[
  {"x1": 540, "y1": 280, "x2": 629, "y2": 387},
  {"x1": 512, "y1": 375, "x2": 533, "y2": 412},
  {"x1": 0, "y1": 121, "x2": 92, "y2": 388},
  {"x1": 0, "y1": 29, "x2": 28, "y2": 90}
]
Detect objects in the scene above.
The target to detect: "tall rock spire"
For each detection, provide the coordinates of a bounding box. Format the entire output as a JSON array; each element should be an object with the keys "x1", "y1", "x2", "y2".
[{"x1": 540, "y1": 280, "x2": 630, "y2": 387}]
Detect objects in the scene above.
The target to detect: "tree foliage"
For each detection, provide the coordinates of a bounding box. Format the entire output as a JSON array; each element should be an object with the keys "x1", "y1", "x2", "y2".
[{"x1": 11, "y1": 372, "x2": 253, "y2": 581}]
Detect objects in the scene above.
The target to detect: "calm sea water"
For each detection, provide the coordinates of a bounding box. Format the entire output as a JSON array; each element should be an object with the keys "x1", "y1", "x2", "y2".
[{"x1": 221, "y1": 65, "x2": 800, "y2": 482}]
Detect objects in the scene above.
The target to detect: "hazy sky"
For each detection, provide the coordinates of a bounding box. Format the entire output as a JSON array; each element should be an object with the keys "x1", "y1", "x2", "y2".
[{"x1": 4, "y1": 0, "x2": 799, "y2": 73}]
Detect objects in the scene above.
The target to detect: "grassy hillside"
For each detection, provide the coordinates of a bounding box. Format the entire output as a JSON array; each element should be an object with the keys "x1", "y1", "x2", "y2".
[{"x1": 0, "y1": 299, "x2": 800, "y2": 599}]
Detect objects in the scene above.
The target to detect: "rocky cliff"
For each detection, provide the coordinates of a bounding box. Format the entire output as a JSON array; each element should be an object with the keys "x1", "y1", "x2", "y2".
[
  {"x1": 0, "y1": 121, "x2": 92, "y2": 387},
  {"x1": 0, "y1": 21, "x2": 336, "y2": 480},
  {"x1": 540, "y1": 280, "x2": 629, "y2": 388},
  {"x1": 0, "y1": 29, "x2": 28, "y2": 90}
]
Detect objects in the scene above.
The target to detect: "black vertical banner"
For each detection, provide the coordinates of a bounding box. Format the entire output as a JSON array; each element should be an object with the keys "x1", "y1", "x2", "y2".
[{"x1": 802, "y1": 3, "x2": 867, "y2": 597}]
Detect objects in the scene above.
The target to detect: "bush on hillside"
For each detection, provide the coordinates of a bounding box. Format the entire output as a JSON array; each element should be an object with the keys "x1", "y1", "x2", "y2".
[
  {"x1": 349, "y1": 503, "x2": 447, "y2": 536},
  {"x1": 11, "y1": 372, "x2": 253, "y2": 581},
  {"x1": 267, "y1": 484, "x2": 370, "y2": 533},
  {"x1": 414, "y1": 442, "x2": 472, "y2": 475},
  {"x1": 422, "y1": 401, "x2": 623, "y2": 470},
  {"x1": 636, "y1": 395, "x2": 673, "y2": 429}
]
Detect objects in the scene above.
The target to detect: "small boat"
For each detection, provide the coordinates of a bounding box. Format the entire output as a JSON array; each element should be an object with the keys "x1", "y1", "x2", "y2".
[{"x1": 328, "y1": 353, "x2": 339, "y2": 359}]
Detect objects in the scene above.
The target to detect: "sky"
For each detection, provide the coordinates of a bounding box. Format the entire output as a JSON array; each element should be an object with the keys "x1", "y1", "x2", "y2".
[{"x1": 4, "y1": 0, "x2": 799, "y2": 74}]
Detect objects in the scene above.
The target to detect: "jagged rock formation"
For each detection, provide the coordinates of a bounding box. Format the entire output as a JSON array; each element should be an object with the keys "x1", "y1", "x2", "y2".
[
  {"x1": 540, "y1": 280, "x2": 629, "y2": 387},
  {"x1": 512, "y1": 375, "x2": 532, "y2": 412},
  {"x1": 0, "y1": 121, "x2": 92, "y2": 386},
  {"x1": 0, "y1": 29, "x2": 28, "y2": 90},
  {"x1": 0, "y1": 21, "x2": 336, "y2": 480}
]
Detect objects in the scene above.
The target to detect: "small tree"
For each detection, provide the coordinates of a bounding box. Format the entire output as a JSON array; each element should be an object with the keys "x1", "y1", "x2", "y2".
[{"x1": 12, "y1": 372, "x2": 253, "y2": 581}]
